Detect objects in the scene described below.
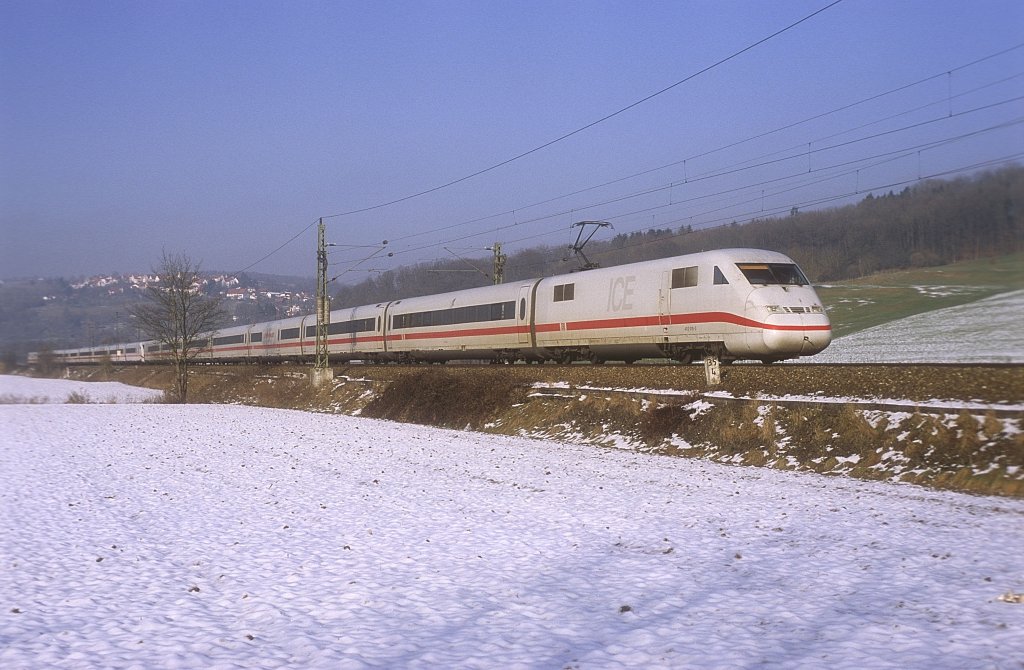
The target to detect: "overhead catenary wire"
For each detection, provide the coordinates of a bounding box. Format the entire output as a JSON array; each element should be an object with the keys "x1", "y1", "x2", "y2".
[
  {"x1": 230, "y1": 218, "x2": 320, "y2": 277},
  {"x1": 318, "y1": 0, "x2": 845, "y2": 222},
  {"x1": 688, "y1": 71, "x2": 1024, "y2": 176},
  {"x1": 500, "y1": 153, "x2": 1024, "y2": 274},
  {"x1": 512, "y1": 129, "x2": 1024, "y2": 255},
  {"x1": 385, "y1": 152, "x2": 1023, "y2": 275},
  {"x1": 383, "y1": 114, "x2": 1024, "y2": 262},
  {"x1": 378, "y1": 44, "x2": 1024, "y2": 249},
  {"x1": 232, "y1": 31, "x2": 1021, "y2": 279},
  {"x1": 401, "y1": 132, "x2": 1024, "y2": 270},
  {"x1": 227, "y1": 1, "x2": 846, "y2": 276}
]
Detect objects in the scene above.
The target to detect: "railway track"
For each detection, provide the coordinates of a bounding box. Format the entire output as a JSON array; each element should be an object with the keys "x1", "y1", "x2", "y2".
[
  {"x1": 79, "y1": 361, "x2": 1023, "y2": 408},
  {"x1": 317, "y1": 361, "x2": 1023, "y2": 405},
  {"x1": 527, "y1": 385, "x2": 1024, "y2": 419}
]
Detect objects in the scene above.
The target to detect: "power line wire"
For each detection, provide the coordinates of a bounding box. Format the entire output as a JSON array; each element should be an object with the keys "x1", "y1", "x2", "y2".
[
  {"x1": 234, "y1": 15, "x2": 1021, "y2": 277},
  {"x1": 319, "y1": 0, "x2": 845, "y2": 221},
  {"x1": 384, "y1": 111, "x2": 1024, "y2": 260},
  {"x1": 382, "y1": 43, "x2": 1024, "y2": 247},
  {"x1": 509, "y1": 154, "x2": 1024, "y2": 273},
  {"x1": 230, "y1": 218, "x2": 319, "y2": 276},
  {"x1": 360, "y1": 151, "x2": 1024, "y2": 277},
  {"x1": 231, "y1": 0, "x2": 845, "y2": 275}
]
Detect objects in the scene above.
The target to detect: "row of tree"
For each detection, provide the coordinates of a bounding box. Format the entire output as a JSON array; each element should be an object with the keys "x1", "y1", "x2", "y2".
[{"x1": 332, "y1": 166, "x2": 1023, "y2": 307}]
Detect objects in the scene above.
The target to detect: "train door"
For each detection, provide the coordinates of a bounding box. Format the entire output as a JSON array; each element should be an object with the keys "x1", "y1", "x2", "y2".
[
  {"x1": 299, "y1": 315, "x2": 313, "y2": 357},
  {"x1": 659, "y1": 270, "x2": 671, "y2": 330},
  {"x1": 381, "y1": 302, "x2": 394, "y2": 353},
  {"x1": 260, "y1": 325, "x2": 274, "y2": 361},
  {"x1": 517, "y1": 285, "x2": 531, "y2": 344}
]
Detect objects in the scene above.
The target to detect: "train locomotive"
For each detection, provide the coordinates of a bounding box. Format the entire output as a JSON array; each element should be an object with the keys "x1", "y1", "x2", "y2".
[{"x1": 38, "y1": 248, "x2": 831, "y2": 366}]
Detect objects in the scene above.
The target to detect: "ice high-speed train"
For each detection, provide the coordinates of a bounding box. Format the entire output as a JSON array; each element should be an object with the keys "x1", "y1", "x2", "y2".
[{"x1": 38, "y1": 248, "x2": 831, "y2": 366}]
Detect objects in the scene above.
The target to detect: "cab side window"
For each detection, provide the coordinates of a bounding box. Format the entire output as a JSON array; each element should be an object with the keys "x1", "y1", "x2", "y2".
[
  {"x1": 671, "y1": 266, "x2": 698, "y2": 288},
  {"x1": 554, "y1": 283, "x2": 575, "y2": 301}
]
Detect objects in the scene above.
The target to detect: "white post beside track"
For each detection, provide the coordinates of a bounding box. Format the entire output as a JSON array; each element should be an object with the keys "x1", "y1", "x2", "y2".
[{"x1": 704, "y1": 353, "x2": 721, "y2": 386}]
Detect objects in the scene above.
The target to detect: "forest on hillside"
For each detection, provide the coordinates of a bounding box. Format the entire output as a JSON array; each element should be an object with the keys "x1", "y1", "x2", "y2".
[{"x1": 331, "y1": 166, "x2": 1023, "y2": 308}]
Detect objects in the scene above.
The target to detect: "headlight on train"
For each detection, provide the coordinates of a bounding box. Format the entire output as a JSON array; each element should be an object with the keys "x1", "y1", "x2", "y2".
[{"x1": 765, "y1": 304, "x2": 824, "y2": 314}]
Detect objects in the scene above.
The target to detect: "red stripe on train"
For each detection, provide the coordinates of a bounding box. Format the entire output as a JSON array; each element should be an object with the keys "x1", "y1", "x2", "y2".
[
  {"x1": 565, "y1": 312, "x2": 830, "y2": 333},
  {"x1": 203, "y1": 310, "x2": 829, "y2": 354}
]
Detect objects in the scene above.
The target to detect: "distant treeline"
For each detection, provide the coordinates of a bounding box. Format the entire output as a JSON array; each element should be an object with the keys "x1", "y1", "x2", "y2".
[{"x1": 332, "y1": 165, "x2": 1024, "y2": 307}]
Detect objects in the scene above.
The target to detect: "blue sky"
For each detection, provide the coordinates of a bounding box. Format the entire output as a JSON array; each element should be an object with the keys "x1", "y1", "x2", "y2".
[{"x1": 2, "y1": 0, "x2": 1022, "y2": 280}]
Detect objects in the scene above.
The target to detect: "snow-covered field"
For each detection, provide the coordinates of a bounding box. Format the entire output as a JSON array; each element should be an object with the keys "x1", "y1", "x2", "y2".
[
  {"x1": 815, "y1": 289, "x2": 1024, "y2": 364},
  {"x1": 2, "y1": 378, "x2": 1023, "y2": 668},
  {"x1": 0, "y1": 375, "x2": 164, "y2": 404}
]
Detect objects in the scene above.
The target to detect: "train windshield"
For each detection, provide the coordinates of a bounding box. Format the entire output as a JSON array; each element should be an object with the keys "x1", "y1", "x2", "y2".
[{"x1": 736, "y1": 263, "x2": 809, "y2": 286}]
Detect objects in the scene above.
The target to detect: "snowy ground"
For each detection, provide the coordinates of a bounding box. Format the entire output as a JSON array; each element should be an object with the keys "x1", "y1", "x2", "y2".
[
  {"x1": 814, "y1": 289, "x2": 1024, "y2": 364},
  {"x1": 0, "y1": 375, "x2": 164, "y2": 404},
  {"x1": 2, "y1": 381, "x2": 1023, "y2": 668}
]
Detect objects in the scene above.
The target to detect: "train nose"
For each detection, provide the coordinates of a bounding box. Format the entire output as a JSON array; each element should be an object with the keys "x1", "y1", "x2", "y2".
[
  {"x1": 798, "y1": 321, "x2": 832, "y2": 354},
  {"x1": 762, "y1": 315, "x2": 832, "y2": 355}
]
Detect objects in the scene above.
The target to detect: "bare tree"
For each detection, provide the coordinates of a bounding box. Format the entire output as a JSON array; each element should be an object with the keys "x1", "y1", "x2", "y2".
[
  {"x1": 35, "y1": 345, "x2": 57, "y2": 378},
  {"x1": 129, "y1": 251, "x2": 225, "y2": 403}
]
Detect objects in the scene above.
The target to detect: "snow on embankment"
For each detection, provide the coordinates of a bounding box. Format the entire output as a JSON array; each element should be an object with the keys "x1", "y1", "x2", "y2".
[
  {"x1": 814, "y1": 289, "x2": 1024, "y2": 364},
  {"x1": 0, "y1": 375, "x2": 163, "y2": 404},
  {"x1": 1, "y1": 396, "x2": 1022, "y2": 669}
]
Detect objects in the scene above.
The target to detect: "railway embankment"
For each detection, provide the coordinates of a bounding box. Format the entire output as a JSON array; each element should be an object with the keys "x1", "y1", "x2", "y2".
[{"x1": 71, "y1": 363, "x2": 1024, "y2": 497}]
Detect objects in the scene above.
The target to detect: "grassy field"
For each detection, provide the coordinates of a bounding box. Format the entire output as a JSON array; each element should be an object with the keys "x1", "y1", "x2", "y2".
[{"x1": 815, "y1": 252, "x2": 1024, "y2": 338}]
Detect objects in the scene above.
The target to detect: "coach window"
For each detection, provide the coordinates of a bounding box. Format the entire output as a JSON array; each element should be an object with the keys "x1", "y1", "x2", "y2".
[
  {"x1": 554, "y1": 283, "x2": 575, "y2": 302},
  {"x1": 519, "y1": 298, "x2": 526, "y2": 320},
  {"x1": 213, "y1": 334, "x2": 245, "y2": 346},
  {"x1": 713, "y1": 266, "x2": 729, "y2": 285},
  {"x1": 671, "y1": 266, "x2": 698, "y2": 289}
]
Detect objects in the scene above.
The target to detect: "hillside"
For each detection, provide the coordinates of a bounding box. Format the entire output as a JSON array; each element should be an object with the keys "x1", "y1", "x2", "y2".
[
  {"x1": 815, "y1": 289, "x2": 1024, "y2": 364},
  {"x1": 0, "y1": 272, "x2": 314, "y2": 363},
  {"x1": 817, "y1": 251, "x2": 1024, "y2": 337}
]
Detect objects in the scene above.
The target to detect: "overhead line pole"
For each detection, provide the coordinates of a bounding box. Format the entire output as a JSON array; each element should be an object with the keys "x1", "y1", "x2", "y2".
[
  {"x1": 312, "y1": 218, "x2": 333, "y2": 386},
  {"x1": 488, "y1": 243, "x2": 506, "y2": 284}
]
